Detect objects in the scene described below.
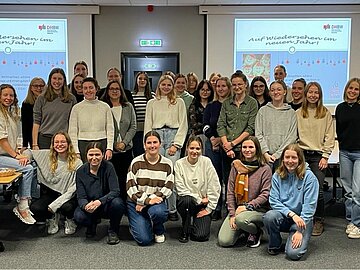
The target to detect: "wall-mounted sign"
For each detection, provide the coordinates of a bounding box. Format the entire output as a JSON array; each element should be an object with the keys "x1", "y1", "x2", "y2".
[
  {"x1": 139, "y1": 39, "x2": 162, "y2": 47},
  {"x1": 144, "y1": 63, "x2": 157, "y2": 69}
]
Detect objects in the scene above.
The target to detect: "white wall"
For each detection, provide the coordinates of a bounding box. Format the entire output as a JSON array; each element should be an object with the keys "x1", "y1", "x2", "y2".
[
  {"x1": 94, "y1": 6, "x2": 204, "y2": 88},
  {"x1": 204, "y1": 5, "x2": 360, "y2": 80}
]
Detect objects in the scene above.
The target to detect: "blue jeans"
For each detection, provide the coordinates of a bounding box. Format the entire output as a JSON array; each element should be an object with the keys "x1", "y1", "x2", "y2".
[
  {"x1": 0, "y1": 155, "x2": 34, "y2": 198},
  {"x1": 339, "y1": 150, "x2": 360, "y2": 225},
  {"x1": 74, "y1": 197, "x2": 126, "y2": 234},
  {"x1": 127, "y1": 201, "x2": 168, "y2": 246},
  {"x1": 204, "y1": 139, "x2": 223, "y2": 212},
  {"x1": 154, "y1": 127, "x2": 180, "y2": 214},
  {"x1": 263, "y1": 210, "x2": 313, "y2": 261}
]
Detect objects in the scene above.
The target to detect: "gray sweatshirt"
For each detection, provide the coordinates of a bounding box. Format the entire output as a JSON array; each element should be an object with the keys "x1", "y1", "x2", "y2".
[{"x1": 255, "y1": 103, "x2": 297, "y2": 159}]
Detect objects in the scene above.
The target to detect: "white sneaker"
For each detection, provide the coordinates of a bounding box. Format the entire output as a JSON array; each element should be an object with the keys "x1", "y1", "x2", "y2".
[
  {"x1": 47, "y1": 213, "x2": 60, "y2": 235},
  {"x1": 346, "y1": 223, "x2": 356, "y2": 234},
  {"x1": 154, "y1": 234, "x2": 165, "y2": 243},
  {"x1": 348, "y1": 226, "x2": 360, "y2": 239},
  {"x1": 13, "y1": 207, "x2": 36, "y2": 225},
  {"x1": 64, "y1": 218, "x2": 77, "y2": 235}
]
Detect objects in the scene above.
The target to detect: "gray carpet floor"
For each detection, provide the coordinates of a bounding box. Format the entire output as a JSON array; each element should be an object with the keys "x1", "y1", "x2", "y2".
[{"x1": 1, "y1": 187, "x2": 359, "y2": 269}]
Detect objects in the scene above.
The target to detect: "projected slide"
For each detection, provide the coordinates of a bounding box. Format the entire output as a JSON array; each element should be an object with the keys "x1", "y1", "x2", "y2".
[
  {"x1": 0, "y1": 19, "x2": 67, "y2": 103},
  {"x1": 234, "y1": 18, "x2": 351, "y2": 106}
]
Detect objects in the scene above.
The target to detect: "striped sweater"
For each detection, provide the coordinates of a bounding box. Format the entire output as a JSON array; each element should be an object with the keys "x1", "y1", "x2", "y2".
[{"x1": 126, "y1": 154, "x2": 174, "y2": 205}]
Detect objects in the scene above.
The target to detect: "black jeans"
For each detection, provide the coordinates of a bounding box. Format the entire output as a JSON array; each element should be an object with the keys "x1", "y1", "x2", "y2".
[
  {"x1": 30, "y1": 184, "x2": 77, "y2": 222},
  {"x1": 177, "y1": 195, "x2": 212, "y2": 241},
  {"x1": 304, "y1": 152, "x2": 325, "y2": 219}
]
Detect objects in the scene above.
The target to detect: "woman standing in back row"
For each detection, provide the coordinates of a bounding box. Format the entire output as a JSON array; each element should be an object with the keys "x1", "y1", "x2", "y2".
[
  {"x1": 255, "y1": 80, "x2": 297, "y2": 171},
  {"x1": 335, "y1": 78, "x2": 360, "y2": 239},
  {"x1": 33, "y1": 68, "x2": 76, "y2": 149},
  {"x1": 132, "y1": 72, "x2": 153, "y2": 157},
  {"x1": 144, "y1": 74, "x2": 187, "y2": 221},
  {"x1": 21, "y1": 77, "x2": 46, "y2": 149},
  {"x1": 296, "y1": 82, "x2": 335, "y2": 236}
]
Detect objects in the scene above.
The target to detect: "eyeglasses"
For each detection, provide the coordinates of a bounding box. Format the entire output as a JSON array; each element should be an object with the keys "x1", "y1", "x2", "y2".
[
  {"x1": 109, "y1": 88, "x2": 120, "y2": 92},
  {"x1": 32, "y1": 84, "x2": 45, "y2": 88}
]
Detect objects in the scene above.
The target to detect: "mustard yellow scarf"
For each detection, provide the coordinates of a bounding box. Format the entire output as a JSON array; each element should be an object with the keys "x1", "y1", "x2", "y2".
[{"x1": 232, "y1": 159, "x2": 259, "y2": 205}]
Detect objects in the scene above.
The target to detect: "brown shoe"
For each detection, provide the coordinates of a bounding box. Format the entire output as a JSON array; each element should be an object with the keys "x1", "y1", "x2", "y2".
[{"x1": 312, "y1": 220, "x2": 324, "y2": 236}]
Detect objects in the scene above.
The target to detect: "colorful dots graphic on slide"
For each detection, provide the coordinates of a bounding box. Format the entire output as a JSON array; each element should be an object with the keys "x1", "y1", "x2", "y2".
[{"x1": 1, "y1": 58, "x2": 65, "y2": 68}]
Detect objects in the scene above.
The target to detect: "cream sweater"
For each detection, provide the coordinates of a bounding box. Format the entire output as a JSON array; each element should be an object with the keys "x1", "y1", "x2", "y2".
[
  {"x1": 144, "y1": 96, "x2": 188, "y2": 148},
  {"x1": 296, "y1": 107, "x2": 335, "y2": 158},
  {"x1": 174, "y1": 156, "x2": 220, "y2": 213},
  {"x1": 68, "y1": 99, "x2": 114, "y2": 153}
]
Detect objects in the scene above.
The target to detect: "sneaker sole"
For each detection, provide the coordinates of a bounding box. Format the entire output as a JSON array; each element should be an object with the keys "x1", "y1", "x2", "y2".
[
  {"x1": 13, "y1": 207, "x2": 35, "y2": 225},
  {"x1": 348, "y1": 233, "x2": 360, "y2": 239}
]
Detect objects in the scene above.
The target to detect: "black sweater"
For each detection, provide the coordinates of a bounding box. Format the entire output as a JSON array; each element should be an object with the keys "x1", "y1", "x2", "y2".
[
  {"x1": 335, "y1": 101, "x2": 360, "y2": 151},
  {"x1": 76, "y1": 160, "x2": 120, "y2": 209},
  {"x1": 21, "y1": 102, "x2": 34, "y2": 148}
]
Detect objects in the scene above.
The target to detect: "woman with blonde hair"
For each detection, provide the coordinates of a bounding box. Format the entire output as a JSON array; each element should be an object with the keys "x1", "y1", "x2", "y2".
[
  {"x1": 144, "y1": 74, "x2": 187, "y2": 221},
  {"x1": 21, "y1": 77, "x2": 46, "y2": 149},
  {"x1": 187, "y1": 72, "x2": 199, "y2": 95},
  {"x1": 33, "y1": 68, "x2": 76, "y2": 149},
  {"x1": 208, "y1": 72, "x2": 221, "y2": 91},
  {"x1": 203, "y1": 76, "x2": 232, "y2": 220},
  {"x1": 0, "y1": 84, "x2": 36, "y2": 224},
  {"x1": 30, "y1": 131, "x2": 82, "y2": 235},
  {"x1": 263, "y1": 144, "x2": 319, "y2": 260},
  {"x1": 296, "y1": 82, "x2": 335, "y2": 236},
  {"x1": 335, "y1": 77, "x2": 360, "y2": 239}
]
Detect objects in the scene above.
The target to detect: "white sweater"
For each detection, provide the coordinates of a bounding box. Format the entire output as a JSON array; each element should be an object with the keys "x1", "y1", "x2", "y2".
[
  {"x1": 174, "y1": 155, "x2": 220, "y2": 213},
  {"x1": 144, "y1": 96, "x2": 188, "y2": 148},
  {"x1": 0, "y1": 112, "x2": 18, "y2": 155},
  {"x1": 68, "y1": 99, "x2": 114, "y2": 153}
]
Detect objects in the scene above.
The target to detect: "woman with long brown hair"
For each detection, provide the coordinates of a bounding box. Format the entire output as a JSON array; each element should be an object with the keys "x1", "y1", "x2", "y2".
[{"x1": 32, "y1": 68, "x2": 76, "y2": 149}]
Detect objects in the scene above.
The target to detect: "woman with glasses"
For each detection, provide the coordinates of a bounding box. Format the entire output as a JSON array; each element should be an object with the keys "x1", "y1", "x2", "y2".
[
  {"x1": 33, "y1": 68, "x2": 76, "y2": 149},
  {"x1": 29, "y1": 131, "x2": 82, "y2": 235},
  {"x1": 217, "y1": 72, "x2": 258, "y2": 197},
  {"x1": 249, "y1": 76, "x2": 271, "y2": 108},
  {"x1": 101, "y1": 80, "x2": 136, "y2": 200},
  {"x1": 21, "y1": 77, "x2": 46, "y2": 150},
  {"x1": 188, "y1": 80, "x2": 214, "y2": 138},
  {"x1": 68, "y1": 77, "x2": 114, "y2": 162}
]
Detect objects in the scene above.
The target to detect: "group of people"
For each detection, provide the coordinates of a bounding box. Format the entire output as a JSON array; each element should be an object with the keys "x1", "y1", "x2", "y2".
[{"x1": 0, "y1": 61, "x2": 359, "y2": 261}]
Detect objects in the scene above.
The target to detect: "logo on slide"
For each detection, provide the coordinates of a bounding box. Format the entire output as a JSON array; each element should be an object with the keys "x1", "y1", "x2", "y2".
[
  {"x1": 323, "y1": 23, "x2": 343, "y2": 34},
  {"x1": 38, "y1": 24, "x2": 60, "y2": 34}
]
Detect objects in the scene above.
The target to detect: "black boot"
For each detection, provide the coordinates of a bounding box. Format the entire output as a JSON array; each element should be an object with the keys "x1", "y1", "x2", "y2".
[{"x1": 178, "y1": 231, "x2": 189, "y2": 243}]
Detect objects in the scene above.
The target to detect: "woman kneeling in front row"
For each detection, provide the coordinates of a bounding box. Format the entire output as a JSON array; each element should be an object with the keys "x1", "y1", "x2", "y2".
[
  {"x1": 218, "y1": 136, "x2": 272, "y2": 248},
  {"x1": 126, "y1": 131, "x2": 174, "y2": 246},
  {"x1": 74, "y1": 142, "x2": 126, "y2": 245},
  {"x1": 175, "y1": 136, "x2": 220, "y2": 243},
  {"x1": 263, "y1": 144, "x2": 319, "y2": 260}
]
